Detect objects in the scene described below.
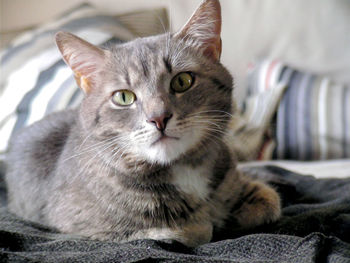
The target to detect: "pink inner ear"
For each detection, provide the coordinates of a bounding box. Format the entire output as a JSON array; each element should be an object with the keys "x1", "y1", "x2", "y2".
[
  {"x1": 177, "y1": 0, "x2": 222, "y2": 60},
  {"x1": 55, "y1": 32, "x2": 106, "y2": 93},
  {"x1": 203, "y1": 38, "x2": 222, "y2": 60},
  {"x1": 69, "y1": 52, "x2": 100, "y2": 78},
  {"x1": 63, "y1": 43, "x2": 105, "y2": 78}
]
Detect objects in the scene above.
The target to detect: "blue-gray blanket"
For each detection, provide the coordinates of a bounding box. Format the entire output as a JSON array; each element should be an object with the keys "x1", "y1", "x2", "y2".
[{"x1": 1, "y1": 165, "x2": 350, "y2": 263}]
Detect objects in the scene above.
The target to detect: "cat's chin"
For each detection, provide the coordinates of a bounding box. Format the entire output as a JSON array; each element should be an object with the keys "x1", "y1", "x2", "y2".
[
  {"x1": 140, "y1": 136, "x2": 187, "y2": 165},
  {"x1": 138, "y1": 128, "x2": 206, "y2": 165}
]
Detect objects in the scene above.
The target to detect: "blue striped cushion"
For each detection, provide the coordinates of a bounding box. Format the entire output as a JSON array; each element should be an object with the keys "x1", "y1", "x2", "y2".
[
  {"x1": 244, "y1": 60, "x2": 350, "y2": 160},
  {"x1": 0, "y1": 5, "x2": 134, "y2": 154}
]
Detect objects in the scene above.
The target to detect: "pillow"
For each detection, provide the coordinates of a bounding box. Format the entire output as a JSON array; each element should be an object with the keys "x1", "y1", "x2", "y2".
[
  {"x1": 242, "y1": 59, "x2": 350, "y2": 161},
  {"x1": 0, "y1": 5, "x2": 168, "y2": 156}
]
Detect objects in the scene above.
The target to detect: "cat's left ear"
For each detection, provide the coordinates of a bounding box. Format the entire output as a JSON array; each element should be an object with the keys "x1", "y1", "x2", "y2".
[
  {"x1": 55, "y1": 31, "x2": 107, "y2": 93},
  {"x1": 175, "y1": 0, "x2": 222, "y2": 61}
]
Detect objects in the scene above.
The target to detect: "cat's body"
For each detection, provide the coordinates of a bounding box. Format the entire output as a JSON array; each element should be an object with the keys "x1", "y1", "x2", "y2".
[{"x1": 5, "y1": 0, "x2": 280, "y2": 247}]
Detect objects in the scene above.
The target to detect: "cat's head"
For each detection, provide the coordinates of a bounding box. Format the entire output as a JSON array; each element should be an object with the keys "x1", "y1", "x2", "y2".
[{"x1": 55, "y1": 0, "x2": 233, "y2": 166}]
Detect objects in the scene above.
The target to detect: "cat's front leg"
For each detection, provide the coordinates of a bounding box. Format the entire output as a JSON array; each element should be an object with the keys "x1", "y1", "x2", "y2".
[
  {"x1": 129, "y1": 222, "x2": 213, "y2": 247},
  {"x1": 228, "y1": 177, "x2": 281, "y2": 229}
]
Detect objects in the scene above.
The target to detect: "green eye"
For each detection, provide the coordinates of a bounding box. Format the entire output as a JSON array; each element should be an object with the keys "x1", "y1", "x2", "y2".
[
  {"x1": 112, "y1": 90, "x2": 136, "y2": 106},
  {"x1": 171, "y1": 72, "x2": 194, "y2": 93}
]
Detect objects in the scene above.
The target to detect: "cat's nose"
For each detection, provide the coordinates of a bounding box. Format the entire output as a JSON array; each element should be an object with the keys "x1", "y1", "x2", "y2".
[{"x1": 147, "y1": 113, "x2": 173, "y2": 131}]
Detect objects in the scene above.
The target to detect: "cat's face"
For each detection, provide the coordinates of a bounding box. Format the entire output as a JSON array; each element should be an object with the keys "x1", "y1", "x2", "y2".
[{"x1": 56, "y1": 0, "x2": 233, "y2": 165}]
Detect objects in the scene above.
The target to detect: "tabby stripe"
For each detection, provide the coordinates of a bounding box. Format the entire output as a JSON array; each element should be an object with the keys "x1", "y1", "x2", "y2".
[
  {"x1": 210, "y1": 78, "x2": 232, "y2": 92},
  {"x1": 121, "y1": 182, "x2": 198, "y2": 224},
  {"x1": 209, "y1": 168, "x2": 227, "y2": 191},
  {"x1": 229, "y1": 184, "x2": 256, "y2": 213},
  {"x1": 121, "y1": 178, "x2": 176, "y2": 195},
  {"x1": 162, "y1": 202, "x2": 173, "y2": 225},
  {"x1": 242, "y1": 186, "x2": 259, "y2": 204},
  {"x1": 163, "y1": 56, "x2": 172, "y2": 73},
  {"x1": 125, "y1": 70, "x2": 131, "y2": 86},
  {"x1": 181, "y1": 198, "x2": 195, "y2": 214},
  {"x1": 94, "y1": 96, "x2": 111, "y2": 125},
  {"x1": 209, "y1": 149, "x2": 231, "y2": 190},
  {"x1": 140, "y1": 56, "x2": 149, "y2": 77},
  {"x1": 142, "y1": 199, "x2": 195, "y2": 226}
]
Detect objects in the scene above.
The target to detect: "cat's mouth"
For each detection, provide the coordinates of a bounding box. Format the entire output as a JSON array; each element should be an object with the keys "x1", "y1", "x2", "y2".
[{"x1": 151, "y1": 134, "x2": 179, "y2": 146}]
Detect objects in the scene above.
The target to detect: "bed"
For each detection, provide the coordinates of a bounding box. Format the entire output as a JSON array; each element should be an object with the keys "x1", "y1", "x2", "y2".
[
  {"x1": 1, "y1": 165, "x2": 350, "y2": 262},
  {"x1": 1, "y1": 1, "x2": 350, "y2": 262}
]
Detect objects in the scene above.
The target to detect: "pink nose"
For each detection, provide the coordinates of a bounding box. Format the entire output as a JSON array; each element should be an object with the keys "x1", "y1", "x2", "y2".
[{"x1": 147, "y1": 113, "x2": 173, "y2": 131}]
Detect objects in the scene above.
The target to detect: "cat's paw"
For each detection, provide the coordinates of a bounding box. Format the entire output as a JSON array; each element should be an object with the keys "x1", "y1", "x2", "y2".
[
  {"x1": 178, "y1": 222, "x2": 213, "y2": 247},
  {"x1": 231, "y1": 180, "x2": 281, "y2": 228}
]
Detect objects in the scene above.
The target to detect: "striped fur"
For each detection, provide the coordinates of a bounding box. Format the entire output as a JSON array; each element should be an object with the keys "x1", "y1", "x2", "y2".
[{"x1": 5, "y1": 0, "x2": 280, "y2": 247}]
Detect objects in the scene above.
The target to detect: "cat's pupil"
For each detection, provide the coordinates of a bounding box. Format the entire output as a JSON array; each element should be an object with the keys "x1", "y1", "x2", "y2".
[
  {"x1": 178, "y1": 77, "x2": 184, "y2": 87},
  {"x1": 122, "y1": 92, "x2": 126, "y2": 102}
]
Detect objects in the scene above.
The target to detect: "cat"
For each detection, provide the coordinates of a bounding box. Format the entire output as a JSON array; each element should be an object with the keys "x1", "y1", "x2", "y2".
[{"x1": 5, "y1": 0, "x2": 280, "y2": 247}]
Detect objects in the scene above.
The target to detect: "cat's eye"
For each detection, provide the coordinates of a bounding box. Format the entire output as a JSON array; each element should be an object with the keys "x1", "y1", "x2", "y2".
[
  {"x1": 112, "y1": 90, "x2": 136, "y2": 106},
  {"x1": 171, "y1": 72, "x2": 194, "y2": 93}
]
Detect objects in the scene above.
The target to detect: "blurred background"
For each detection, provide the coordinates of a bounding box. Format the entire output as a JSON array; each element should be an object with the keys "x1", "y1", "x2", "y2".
[
  {"x1": 2, "y1": 0, "x2": 350, "y2": 99},
  {"x1": 2, "y1": 0, "x2": 350, "y2": 88}
]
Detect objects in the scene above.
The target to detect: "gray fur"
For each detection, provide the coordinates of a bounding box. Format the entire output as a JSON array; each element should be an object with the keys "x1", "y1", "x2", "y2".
[{"x1": 5, "y1": 0, "x2": 280, "y2": 247}]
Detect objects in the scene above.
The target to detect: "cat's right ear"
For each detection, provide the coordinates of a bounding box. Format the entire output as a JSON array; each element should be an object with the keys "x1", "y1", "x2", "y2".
[{"x1": 55, "y1": 31, "x2": 107, "y2": 94}]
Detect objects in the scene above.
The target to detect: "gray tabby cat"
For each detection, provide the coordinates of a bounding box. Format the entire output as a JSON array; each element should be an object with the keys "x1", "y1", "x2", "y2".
[{"x1": 5, "y1": 0, "x2": 280, "y2": 247}]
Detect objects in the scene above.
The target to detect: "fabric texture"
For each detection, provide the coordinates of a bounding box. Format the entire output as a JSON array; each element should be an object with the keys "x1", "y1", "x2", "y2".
[
  {"x1": 1, "y1": 165, "x2": 350, "y2": 262},
  {"x1": 238, "y1": 59, "x2": 350, "y2": 161}
]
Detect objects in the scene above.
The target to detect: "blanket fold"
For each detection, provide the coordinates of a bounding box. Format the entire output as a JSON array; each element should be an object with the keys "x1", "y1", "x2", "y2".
[{"x1": 1, "y1": 165, "x2": 349, "y2": 262}]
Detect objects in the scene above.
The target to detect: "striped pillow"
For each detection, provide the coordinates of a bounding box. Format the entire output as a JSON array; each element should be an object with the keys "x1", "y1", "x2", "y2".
[
  {"x1": 244, "y1": 60, "x2": 350, "y2": 160},
  {"x1": 0, "y1": 5, "x2": 135, "y2": 155}
]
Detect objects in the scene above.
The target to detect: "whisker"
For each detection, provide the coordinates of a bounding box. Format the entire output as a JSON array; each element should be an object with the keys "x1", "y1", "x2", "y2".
[
  {"x1": 103, "y1": 143, "x2": 130, "y2": 175},
  {"x1": 63, "y1": 134, "x2": 129, "y2": 163},
  {"x1": 110, "y1": 142, "x2": 131, "y2": 164},
  {"x1": 201, "y1": 130, "x2": 223, "y2": 149},
  {"x1": 186, "y1": 109, "x2": 234, "y2": 118},
  {"x1": 190, "y1": 120, "x2": 223, "y2": 129},
  {"x1": 77, "y1": 140, "x2": 120, "y2": 177}
]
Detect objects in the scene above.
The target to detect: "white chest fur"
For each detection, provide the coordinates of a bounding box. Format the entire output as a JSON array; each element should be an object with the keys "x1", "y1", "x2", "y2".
[{"x1": 171, "y1": 164, "x2": 212, "y2": 200}]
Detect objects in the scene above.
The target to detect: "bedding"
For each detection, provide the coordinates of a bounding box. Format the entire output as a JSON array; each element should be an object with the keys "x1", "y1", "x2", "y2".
[
  {"x1": 232, "y1": 60, "x2": 350, "y2": 161},
  {"x1": 1, "y1": 165, "x2": 350, "y2": 262},
  {"x1": 1, "y1": 4, "x2": 350, "y2": 262}
]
